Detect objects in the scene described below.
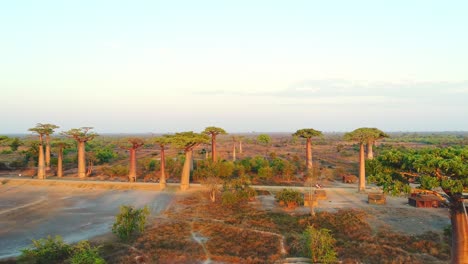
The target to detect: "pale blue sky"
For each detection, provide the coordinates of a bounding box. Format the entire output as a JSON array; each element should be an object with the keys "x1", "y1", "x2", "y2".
[{"x1": 1, "y1": 1, "x2": 467, "y2": 133}]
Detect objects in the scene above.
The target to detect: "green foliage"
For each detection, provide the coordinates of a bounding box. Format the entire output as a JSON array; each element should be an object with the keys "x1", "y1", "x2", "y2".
[
  {"x1": 112, "y1": 205, "x2": 150, "y2": 242},
  {"x1": 302, "y1": 226, "x2": 338, "y2": 263},
  {"x1": 257, "y1": 134, "x2": 271, "y2": 145},
  {"x1": 419, "y1": 175, "x2": 440, "y2": 190},
  {"x1": 344, "y1": 127, "x2": 388, "y2": 143},
  {"x1": 221, "y1": 177, "x2": 256, "y2": 206},
  {"x1": 18, "y1": 236, "x2": 72, "y2": 264},
  {"x1": 69, "y1": 241, "x2": 106, "y2": 264},
  {"x1": 1, "y1": 149, "x2": 13, "y2": 154},
  {"x1": 101, "y1": 165, "x2": 129, "y2": 177},
  {"x1": 94, "y1": 147, "x2": 117, "y2": 164},
  {"x1": 203, "y1": 126, "x2": 227, "y2": 136},
  {"x1": 170, "y1": 131, "x2": 210, "y2": 150},
  {"x1": 258, "y1": 166, "x2": 274, "y2": 179},
  {"x1": 9, "y1": 137, "x2": 22, "y2": 151},
  {"x1": 275, "y1": 189, "x2": 304, "y2": 205},
  {"x1": 293, "y1": 128, "x2": 322, "y2": 139},
  {"x1": 193, "y1": 160, "x2": 235, "y2": 180}
]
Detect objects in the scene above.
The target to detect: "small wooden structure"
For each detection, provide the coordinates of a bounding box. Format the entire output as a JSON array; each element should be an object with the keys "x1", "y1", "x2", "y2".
[
  {"x1": 368, "y1": 193, "x2": 386, "y2": 205},
  {"x1": 408, "y1": 194, "x2": 441, "y2": 208},
  {"x1": 314, "y1": 190, "x2": 327, "y2": 200},
  {"x1": 342, "y1": 175, "x2": 358, "y2": 183}
]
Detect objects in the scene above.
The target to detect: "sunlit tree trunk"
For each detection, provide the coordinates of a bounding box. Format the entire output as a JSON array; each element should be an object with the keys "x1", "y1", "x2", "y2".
[
  {"x1": 45, "y1": 134, "x2": 51, "y2": 171},
  {"x1": 180, "y1": 150, "x2": 192, "y2": 191},
  {"x1": 211, "y1": 135, "x2": 217, "y2": 162},
  {"x1": 37, "y1": 136, "x2": 46, "y2": 179},
  {"x1": 239, "y1": 141, "x2": 243, "y2": 154},
  {"x1": 77, "y1": 141, "x2": 86, "y2": 178},
  {"x1": 451, "y1": 201, "x2": 468, "y2": 263},
  {"x1": 160, "y1": 147, "x2": 166, "y2": 189},
  {"x1": 306, "y1": 138, "x2": 312, "y2": 170},
  {"x1": 128, "y1": 148, "x2": 137, "y2": 182},
  {"x1": 359, "y1": 143, "x2": 366, "y2": 192},
  {"x1": 367, "y1": 140, "x2": 374, "y2": 160},
  {"x1": 232, "y1": 143, "x2": 236, "y2": 162},
  {"x1": 57, "y1": 147, "x2": 63, "y2": 177}
]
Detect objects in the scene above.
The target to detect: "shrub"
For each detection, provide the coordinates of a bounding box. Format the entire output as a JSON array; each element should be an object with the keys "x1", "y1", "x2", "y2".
[
  {"x1": 69, "y1": 241, "x2": 106, "y2": 264},
  {"x1": 302, "y1": 226, "x2": 338, "y2": 263},
  {"x1": 275, "y1": 189, "x2": 304, "y2": 207},
  {"x1": 18, "y1": 236, "x2": 72, "y2": 264},
  {"x1": 112, "y1": 205, "x2": 150, "y2": 242},
  {"x1": 258, "y1": 166, "x2": 274, "y2": 179},
  {"x1": 221, "y1": 177, "x2": 256, "y2": 206}
]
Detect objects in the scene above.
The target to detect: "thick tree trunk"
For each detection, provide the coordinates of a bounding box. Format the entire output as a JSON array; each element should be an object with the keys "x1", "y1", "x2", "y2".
[
  {"x1": 180, "y1": 150, "x2": 192, "y2": 191},
  {"x1": 57, "y1": 148, "x2": 63, "y2": 178},
  {"x1": 37, "y1": 141, "x2": 46, "y2": 179},
  {"x1": 128, "y1": 148, "x2": 137, "y2": 182},
  {"x1": 239, "y1": 141, "x2": 243, "y2": 154},
  {"x1": 306, "y1": 138, "x2": 312, "y2": 170},
  {"x1": 232, "y1": 143, "x2": 236, "y2": 162},
  {"x1": 359, "y1": 143, "x2": 366, "y2": 192},
  {"x1": 211, "y1": 134, "x2": 217, "y2": 162},
  {"x1": 45, "y1": 135, "x2": 51, "y2": 171},
  {"x1": 160, "y1": 147, "x2": 166, "y2": 189},
  {"x1": 451, "y1": 201, "x2": 468, "y2": 264},
  {"x1": 77, "y1": 141, "x2": 86, "y2": 178},
  {"x1": 367, "y1": 140, "x2": 374, "y2": 160}
]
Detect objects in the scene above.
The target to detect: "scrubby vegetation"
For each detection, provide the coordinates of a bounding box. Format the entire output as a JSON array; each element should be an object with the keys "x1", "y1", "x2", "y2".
[{"x1": 112, "y1": 205, "x2": 150, "y2": 242}]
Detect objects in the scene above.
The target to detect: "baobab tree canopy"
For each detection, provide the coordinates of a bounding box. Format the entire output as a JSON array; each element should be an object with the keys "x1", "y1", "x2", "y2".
[
  {"x1": 62, "y1": 127, "x2": 98, "y2": 142},
  {"x1": 152, "y1": 135, "x2": 173, "y2": 147},
  {"x1": 171, "y1": 131, "x2": 210, "y2": 150},
  {"x1": 293, "y1": 128, "x2": 323, "y2": 139},
  {"x1": 119, "y1": 137, "x2": 145, "y2": 150},
  {"x1": 344, "y1": 127, "x2": 386, "y2": 143},
  {"x1": 203, "y1": 126, "x2": 227, "y2": 137}
]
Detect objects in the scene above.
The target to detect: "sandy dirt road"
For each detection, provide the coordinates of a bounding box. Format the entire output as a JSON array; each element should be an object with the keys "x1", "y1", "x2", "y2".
[{"x1": 0, "y1": 182, "x2": 174, "y2": 259}]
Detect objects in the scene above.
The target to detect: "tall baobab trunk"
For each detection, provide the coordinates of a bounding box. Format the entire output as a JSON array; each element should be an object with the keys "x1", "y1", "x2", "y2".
[
  {"x1": 159, "y1": 147, "x2": 166, "y2": 189},
  {"x1": 57, "y1": 148, "x2": 63, "y2": 178},
  {"x1": 77, "y1": 141, "x2": 86, "y2": 178},
  {"x1": 232, "y1": 143, "x2": 236, "y2": 162},
  {"x1": 211, "y1": 135, "x2": 217, "y2": 162},
  {"x1": 45, "y1": 134, "x2": 51, "y2": 171},
  {"x1": 306, "y1": 138, "x2": 312, "y2": 170},
  {"x1": 190, "y1": 150, "x2": 194, "y2": 171},
  {"x1": 239, "y1": 141, "x2": 243, "y2": 154},
  {"x1": 128, "y1": 148, "x2": 137, "y2": 182},
  {"x1": 37, "y1": 137, "x2": 46, "y2": 179},
  {"x1": 451, "y1": 201, "x2": 468, "y2": 263},
  {"x1": 367, "y1": 140, "x2": 374, "y2": 160},
  {"x1": 180, "y1": 150, "x2": 192, "y2": 191},
  {"x1": 359, "y1": 143, "x2": 366, "y2": 192}
]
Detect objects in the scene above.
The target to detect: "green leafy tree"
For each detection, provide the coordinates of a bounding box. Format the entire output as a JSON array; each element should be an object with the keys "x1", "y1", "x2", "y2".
[
  {"x1": 94, "y1": 147, "x2": 117, "y2": 164},
  {"x1": 112, "y1": 205, "x2": 150, "y2": 242},
  {"x1": 257, "y1": 134, "x2": 271, "y2": 146},
  {"x1": 293, "y1": 128, "x2": 323, "y2": 171},
  {"x1": 302, "y1": 226, "x2": 338, "y2": 263},
  {"x1": 203, "y1": 126, "x2": 227, "y2": 162},
  {"x1": 221, "y1": 176, "x2": 256, "y2": 206},
  {"x1": 62, "y1": 127, "x2": 98, "y2": 178},
  {"x1": 171, "y1": 131, "x2": 210, "y2": 190},
  {"x1": 9, "y1": 137, "x2": 23, "y2": 151},
  {"x1": 275, "y1": 188, "x2": 304, "y2": 208}
]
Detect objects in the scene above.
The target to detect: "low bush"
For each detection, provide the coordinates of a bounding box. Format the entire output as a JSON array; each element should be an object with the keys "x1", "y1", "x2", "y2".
[
  {"x1": 18, "y1": 236, "x2": 71, "y2": 264},
  {"x1": 112, "y1": 205, "x2": 150, "y2": 242},
  {"x1": 275, "y1": 189, "x2": 303, "y2": 207}
]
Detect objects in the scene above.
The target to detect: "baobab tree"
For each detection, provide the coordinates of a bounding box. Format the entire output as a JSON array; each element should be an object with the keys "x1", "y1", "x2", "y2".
[
  {"x1": 171, "y1": 131, "x2": 209, "y2": 190},
  {"x1": 365, "y1": 128, "x2": 389, "y2": 159},
  {"x1": 28, "y1": 124, "x2": 52, "y2": 179},
  {"x1": 203, "y1": 126, "x2": 227, "y2": 162},
  {"x1": 40, "y1": 124, "x2": 59, "y2": 171},
  {"x1": 120, "y1": 138, "x2": 145, "y2": 182},
  {"x1": 51, "y1": 140, "x2": 74, "y2": 177},
  {"x1": 62, "y1": 127, "x2": 98, "y2": 178},
  {"x1": 152, "y1": 135, "x2": 172, "y2": 189},
  {"x1": 231, "y1": 136, "x2": 238, "y2": 162},
  {"x1": 293, "y1": 128, "x2": 323, "y2": 171},
  {"x1": 344, "y1": 127, "x2": 386, "y2": 192}
]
